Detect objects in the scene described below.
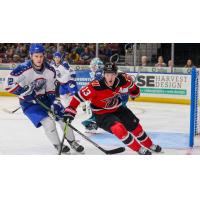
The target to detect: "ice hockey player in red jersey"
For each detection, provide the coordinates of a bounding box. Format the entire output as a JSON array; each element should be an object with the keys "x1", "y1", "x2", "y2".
[{"x1": 64, "y1": 63, "x2": 162, "y2": 155}]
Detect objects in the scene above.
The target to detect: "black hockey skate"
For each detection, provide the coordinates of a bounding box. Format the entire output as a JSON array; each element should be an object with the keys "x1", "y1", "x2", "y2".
[
  {"x1": 149, "y1": 144, "x2": 162, "y2": 153},
  {"x1": 68, "y1": 140, "x2": 84, "y2": 153},
  {"x1": 138, "y1": 147, "x2": 152, "y2": 155},
  {"x1": 54, "y1": 144, "x2": 70, "y2": 154}
]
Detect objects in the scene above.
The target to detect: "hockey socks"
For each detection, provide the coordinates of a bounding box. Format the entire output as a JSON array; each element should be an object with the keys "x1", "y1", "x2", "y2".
[
  {"x1": 132, "y1": 123, "x2": 153, "y2": 149},
  {"x1": 132, "y1": 124, "x2": 162, "y2": 152},
  {"x1": 110, "y1": 122, "x2": 142, "y2": 152}
]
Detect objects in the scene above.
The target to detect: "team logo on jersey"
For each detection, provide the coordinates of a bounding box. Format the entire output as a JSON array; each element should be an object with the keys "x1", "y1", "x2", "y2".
[
  {"x1": 33, "y1": 78, "x2": 46, "y2": 92},
  {"x1": 101, "y1": 94, "x2": 120, "y2": 108},
  {"x1": 55, "y1": 70, "x2": 61, "y2": 78},
  {"x1": 119, "y1": 87, "x2": 128, "y2": 93}
]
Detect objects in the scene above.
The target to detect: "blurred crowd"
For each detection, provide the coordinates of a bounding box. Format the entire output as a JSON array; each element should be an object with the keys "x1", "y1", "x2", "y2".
[
  {"x1": 0, "y1": 43, "x2": 196, "y2": 68},
  {"x1": 0, "y1": 43, "x2": 123, "y2": 65},
  {"x1": 0, "y1": 43, "x2": 29, "y2": 64},
  {"x1": 139, "y1": 55, "x2": 196, "y2": 68}
]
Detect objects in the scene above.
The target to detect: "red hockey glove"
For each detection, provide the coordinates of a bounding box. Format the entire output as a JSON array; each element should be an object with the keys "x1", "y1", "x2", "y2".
[
  {"x1": 64, "y1": 106, "x2": 77, "y2": 123},
  {"x1": 129, "y1": 85, "x2": 140, "y2": 99}
]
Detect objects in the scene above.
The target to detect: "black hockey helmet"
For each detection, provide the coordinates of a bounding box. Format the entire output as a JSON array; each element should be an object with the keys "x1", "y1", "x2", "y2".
[{"x1": 103, "y1": 63, "x2": 118, "y2": 74}]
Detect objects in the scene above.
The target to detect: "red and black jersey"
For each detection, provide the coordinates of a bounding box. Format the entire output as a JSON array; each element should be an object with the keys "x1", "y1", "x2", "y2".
[{"x1": 69, "y1": 73, "x2": 140, "y2": 115}]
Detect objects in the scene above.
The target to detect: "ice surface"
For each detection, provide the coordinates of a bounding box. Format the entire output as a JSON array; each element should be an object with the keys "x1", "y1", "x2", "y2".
[{"x1": 0, "y1": 97, "x2": 199, "y2": 155}]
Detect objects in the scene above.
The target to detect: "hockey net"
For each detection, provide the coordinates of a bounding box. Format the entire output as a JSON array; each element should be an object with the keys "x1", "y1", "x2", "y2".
[{"x1": 189, "y1": 68, "x2": 200, "y2": 147}]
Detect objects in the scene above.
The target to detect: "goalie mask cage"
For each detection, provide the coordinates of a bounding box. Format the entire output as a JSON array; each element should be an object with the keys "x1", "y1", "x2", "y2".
[{"x1": 189, "y1": 67, "x2": 200, "y2": 147}]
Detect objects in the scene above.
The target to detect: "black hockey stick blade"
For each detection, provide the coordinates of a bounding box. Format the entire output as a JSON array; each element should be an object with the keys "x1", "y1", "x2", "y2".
[
  {"x1": 68, "y1": 123, "x2": 125, "y2": 155},
  {"x1": 101, "y1": 147, "x2": 126, "y2": 155}
]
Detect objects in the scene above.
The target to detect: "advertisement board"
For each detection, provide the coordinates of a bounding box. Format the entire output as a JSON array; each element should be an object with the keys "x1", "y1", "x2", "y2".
[{"x1": 0, "y1": 68, "x2": 192, "y2": 103}]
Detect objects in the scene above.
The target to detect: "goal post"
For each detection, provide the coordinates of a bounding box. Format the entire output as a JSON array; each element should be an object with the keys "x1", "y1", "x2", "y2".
[{"x1": 189, "y1": 67, "x2": 199, "y2": 147}]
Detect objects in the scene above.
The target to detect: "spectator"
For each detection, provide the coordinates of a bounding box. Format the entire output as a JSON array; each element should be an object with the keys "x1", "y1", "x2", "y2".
[
  {"x1": 155, "y1": 56, "x2": 166, "y2": 67},
  {"x1": 104, "y1": 45, "x2": 112, "y2": 58},
  {"x1": 15, "y1": 44, "x2": 28, "y2": 60},
  {"x1": 6, "y1": 48, "x2": 14, "y2": 60},
  {"x1": 99, "y1": 44, "x2": 112, "y2": 62},
  {"x1": 67, "y1": 49, "x2": 80, "y2": 64},
  {"x1": 58, "y1": 44, "x2": 66, "y2": 55},
  {"x1": 13, "y1": 54, "x2": 21, "y2": 63},
  {"x1": 76, "y1": 44, "x2": 84, "y2": 55},
  {"x1": 141, "y1": 56, "x2": 148, "y2": 66},
  {"x1": 0, "y1": 43, "x2": 123, "y2": 65},
  {"x1": 184, "y1": 59, "x2": 195, "y2": 68},
  {"x1": 0, "y1": 57, "x2": 3, "y2": 63},
  {"x1": 168, "y1": 59, "x2": 174, "y2": 67},
  {"x1": 80, "y1": 47, "x2": 95, "y2": 64},
  {"x1": 108, "y1": 43, "x2": 119, "y2": 54},
  {"x1": 167, "y1": 59, "x2": 174, "y2": 72}
]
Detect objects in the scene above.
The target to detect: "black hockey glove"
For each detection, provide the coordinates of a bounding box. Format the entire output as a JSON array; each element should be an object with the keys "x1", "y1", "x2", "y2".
[{"x1": 63, "y1": 106, "x2": 77, "y2": 123}]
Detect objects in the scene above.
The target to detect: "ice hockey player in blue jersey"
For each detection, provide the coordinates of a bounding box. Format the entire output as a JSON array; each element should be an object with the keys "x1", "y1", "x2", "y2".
[
  {"x1": 81, "y1": 58, "x2": 130, "y2": 131},
  {"x1": 4, "y1": 44, "x2": 84, "y2": 154},
  {"x1": 51, "y1": 51, "x2": 78, "y2": 108}
]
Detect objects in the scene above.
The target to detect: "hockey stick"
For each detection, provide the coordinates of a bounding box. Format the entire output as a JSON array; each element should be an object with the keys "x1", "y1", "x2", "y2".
[
  {"x1": 67, "y1": 123, "x2": 125, "y2": 154},
  {"x1": 35, "y1": 98, "x2": 125, "y2": 154},
  {"x1": 133, "y1": 65, "x2": 142, "y2": 83},
  {"x1": 2, "y1": 106, "x2": 21, "y2": 114},
  {"x1": 58, "y1": 123, "x2": 69, "y2": 155},
  {"x1": 34, "y1": 98, "x2": 69, "y2": 155}
]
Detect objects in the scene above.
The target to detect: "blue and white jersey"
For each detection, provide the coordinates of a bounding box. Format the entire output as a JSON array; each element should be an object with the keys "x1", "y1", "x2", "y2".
[
  {"x1": 51, "y1": 61, "x2": 76, "y2": 84},
  {"x1": 4, "y1": 60, "x2": 56, "y2": 105}
]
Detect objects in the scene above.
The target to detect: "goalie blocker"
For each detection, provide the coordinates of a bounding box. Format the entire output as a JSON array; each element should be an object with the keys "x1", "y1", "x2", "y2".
[{"x1": 64, "y1": 63, "x2": 162, "y2": 155}]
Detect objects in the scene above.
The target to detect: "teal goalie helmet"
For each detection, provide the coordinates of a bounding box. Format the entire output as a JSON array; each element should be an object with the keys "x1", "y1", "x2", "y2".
[{"x1": 90, "y1": 58, "x2": 104, "y2": 71}]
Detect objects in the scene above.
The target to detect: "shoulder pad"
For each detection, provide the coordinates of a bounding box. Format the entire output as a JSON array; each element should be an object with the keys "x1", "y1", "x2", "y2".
[
  {"x1": 45, "y1": 62, "x2": 56, "y2": 72},
  {"x1": 10, "y1": 60, "x2": 32, "y2": 76},
  {"x1": 62, "y1": 61, "x2": 70, "y2": 69}
]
